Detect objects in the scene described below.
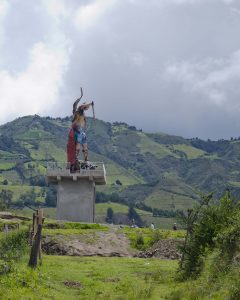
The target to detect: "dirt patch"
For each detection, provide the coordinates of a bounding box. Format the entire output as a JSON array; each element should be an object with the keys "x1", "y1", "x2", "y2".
[
  {"x1": 137, "y1": 239, "x2": 183, "y2": 260},
  {"x1": 102, "y1": 277, "x2": 120, "y2": 283},
  {"x1": 63, "y1": 281, "x2": 83, "y2": 288},
  {"x1": 42, "y1": 229, "x2": 137, "y2": 257}
]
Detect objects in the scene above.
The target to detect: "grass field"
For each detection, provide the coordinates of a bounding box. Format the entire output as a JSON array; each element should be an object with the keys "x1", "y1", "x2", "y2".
[
  {"x1": 88, "y1": 151, "x2": 143, "y2": 186},
  {"x1": 95, "y1": 203, "x2": 177, "y2": 229},
  {"x1": 145, "y1": 189, "x2": 196, "y2": 211},
  {"x1": 0, "y1": 185, "x2": 44, "y2": 202},
  {"x1": 23, "y1": 162, "x2": 46, "y2": 175},
  {"x1": 1, "y1": 170, "x2": 23, "y2": 185},
  {"x1": 137, "y1": 133, "x2": 179, "y2": 159},
  {"x1": 96, "y1": 202, "x2": 152, "y2": 216},
  {"x1": 0, "y1": 255, "x2": 181, "y2": 300},
  {"x1": 173, "y1": 144, "x2": 205, "y2": 159},
  {"x1": 0, "y1": 162, "x2": 16, "y2": 170},
  {"x1": 29, "y1": 141, "x2": 66, "y2": 161},
  {"x1": 13, "y1": 207, "x2": 56, "y2": 219},
  {"x1": 140, "y1": 216, "x2": 178, "y2": 230}
]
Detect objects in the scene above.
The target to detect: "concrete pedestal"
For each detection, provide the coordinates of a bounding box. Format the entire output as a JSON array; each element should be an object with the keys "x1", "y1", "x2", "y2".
[
  {"x1": 57, "y1": 179, "x2": 95, "y2": 222},
  {"x1": 46, "y1": 162, "x2": 106, "y2": 222}
]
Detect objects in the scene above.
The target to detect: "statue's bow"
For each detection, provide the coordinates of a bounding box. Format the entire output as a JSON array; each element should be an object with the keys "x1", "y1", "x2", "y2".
[{"x1": 72, "y1": 87, "x2": 83, "y2": 114}]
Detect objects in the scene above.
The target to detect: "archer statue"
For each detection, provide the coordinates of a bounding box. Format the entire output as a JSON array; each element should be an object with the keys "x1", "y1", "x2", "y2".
[{"x1": 67, "y1": 88, "x2": 95, "y2": 172}]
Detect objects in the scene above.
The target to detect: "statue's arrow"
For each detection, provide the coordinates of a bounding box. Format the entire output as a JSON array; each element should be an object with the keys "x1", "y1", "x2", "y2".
[{"x1": 92, "y1": 101, "x2": 96, "y2": 124}]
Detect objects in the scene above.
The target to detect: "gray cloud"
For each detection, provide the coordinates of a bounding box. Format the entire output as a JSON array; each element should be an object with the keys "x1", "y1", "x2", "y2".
[{"x1": 0, "y1": 0, "x2": 240, "y2": 139}]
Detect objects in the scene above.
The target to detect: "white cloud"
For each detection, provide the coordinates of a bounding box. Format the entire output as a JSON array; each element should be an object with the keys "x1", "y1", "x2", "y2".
[
  {"x1": 129, "y1": 52, "x2": 145, "y2": 66},
  {"x1": 0, "y1": 42, "x2": 70, "y2": 124},
  {"x1": 74, "y1": 0, "x2": 118, "y2": 31},
  {"x1": 42, "y1": 0, "x2": 70, "y2": 22},
  {"x1": 0, "y1": 0, "x2": 9, "y2": 47},
  {"x1": 163, "y1": 50, "x2": 240, "y2": 108},
  {"x1": 0, "y1": 0, "x2": 8, "y2": 17},
  {"x1": 128, "y1": 0, "x2": 236, "y2": 6}
]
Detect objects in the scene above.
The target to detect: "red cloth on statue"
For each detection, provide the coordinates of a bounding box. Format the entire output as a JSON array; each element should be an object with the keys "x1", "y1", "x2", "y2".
[{"x1": 67, "y1": 127, "x2": 76, "y2": 165}]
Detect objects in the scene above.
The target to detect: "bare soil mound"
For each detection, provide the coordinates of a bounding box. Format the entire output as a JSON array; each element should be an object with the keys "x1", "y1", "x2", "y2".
[
  {"x1": 137, "y1": 239, "x2": 183, "y2": 260},
  {"x1": 42, "y1": 230, "x2": 137, "y2": 257}
]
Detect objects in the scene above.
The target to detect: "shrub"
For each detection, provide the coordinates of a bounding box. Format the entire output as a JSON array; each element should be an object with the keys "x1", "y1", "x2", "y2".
[
  {"x1": 134, "y1": 232, "x2": 145, "y2": 250},
  {"x1": 0, "y1": 229, "x2": 28, "y2": 274},
  {"x1": 178, "y1": 191, "x2": 240, "y2": 280}
]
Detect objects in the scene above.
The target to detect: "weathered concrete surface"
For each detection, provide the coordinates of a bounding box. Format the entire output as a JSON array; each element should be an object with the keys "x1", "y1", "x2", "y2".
[
  {"x1": 47, "y1": 164, "x2": 106, "y2": 185},
  {"x1": 56, "y1": 179, "x2": 95, "y2": 222}
]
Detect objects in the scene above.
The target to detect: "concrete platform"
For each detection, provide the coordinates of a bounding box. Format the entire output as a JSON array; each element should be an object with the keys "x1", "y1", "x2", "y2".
[
  {"x1": 47, "y1": 162, "x2": 106, "y2": 185},
  {"x1": 46, "y1": 162, "x2": 106, "y2": 222}
]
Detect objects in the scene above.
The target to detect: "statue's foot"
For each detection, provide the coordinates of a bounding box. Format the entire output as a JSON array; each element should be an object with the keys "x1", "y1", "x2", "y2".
[
  {"x1": 70, "y1": 164, "x2": 75, "y2": 173},
  {"x1": 87, "y1": 161, "x2": 97, "y2": 170}
]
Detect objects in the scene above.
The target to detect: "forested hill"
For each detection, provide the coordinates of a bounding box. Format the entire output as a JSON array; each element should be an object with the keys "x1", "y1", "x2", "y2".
[{"x1": 0, "y1": 114, "x2": 240, "y2": 212}]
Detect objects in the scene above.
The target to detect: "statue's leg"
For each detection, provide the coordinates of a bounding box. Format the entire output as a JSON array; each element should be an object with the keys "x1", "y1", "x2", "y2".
[
  {"x1": 76, "y1": 143, "x2": 80, "y2": 161},
  {"x1": 82, "y1": 143, "x2": 88, "y2": 162}
]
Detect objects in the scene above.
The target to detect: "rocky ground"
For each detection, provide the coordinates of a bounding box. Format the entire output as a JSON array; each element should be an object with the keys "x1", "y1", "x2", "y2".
[{"x1": 137, "y1": 238, "x2": 182, "y2": 260}]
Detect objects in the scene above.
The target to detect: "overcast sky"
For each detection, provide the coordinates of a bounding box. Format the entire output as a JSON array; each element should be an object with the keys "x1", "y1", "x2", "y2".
[{"x1": 1, "y1": 0, "x2": 240, "y2": 139}]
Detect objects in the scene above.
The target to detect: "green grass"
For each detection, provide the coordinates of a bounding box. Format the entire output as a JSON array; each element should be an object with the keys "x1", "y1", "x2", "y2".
[
  {"x1": 1, "y1": 170, "x2": 23, "y2": 185},
  {"x1": 104, "y1": 162, "x2": 142, "y2": 185},
  {"x1": 137, "y1": 133, "x2": 179, "y2": 159},
  {"x1": 141, "y1": 216, "x2": 179, "y2": 230},
  {"x1": 112, "y1": 123, "x2": 129, "y2": 134},
  {"x1": 14, "y1": 206, "x2": 180, "y2": 230},
  {"x1": 0, "y1": 150, "x2": 20, "y2": 159},
  {"x1": 17, "y1": 129, "x2": 54, "y2": 140},
  {"x1": 49, "y1": 119, "x2": 71, "y2": 128},
  {"x1": 0, "y1": 174, "x2": 5, "y2": 182},
  {"x1": 171, "y1": 251, "x2": 240, "y2": 300},
  {"x1": 0, "y1": 255, "x2": 181, "y2": 300},
  {"x1": 13, "y1": 207, "x2": 53, "y2": 219},
  {"x1": 0, "y1": 161, "x2": 16, "y2": 170},
  {"x1": 29, "y1": 141, "x2": 66, "y2": 161},
  {"x1": 43, "y1": 222, "x2": 109, "y2": 236},
  {"x1": 23, "y1": 161, "x2": 46, "y2": 175},
  {"x1": 121, "y1": 228, "x2": 185, "y2": 250},
  {"x1": 173, "y1": 144, "x2": 205, "y2": 159},
  {"x1": 228, "y1": 181, "x2": 240, "y2": 187},
  {"x1": 145, "y1": 189, "x2": 196, "y2": 211},
  {"x1": 88, "y1": 150, "x2": 143, "y2": 186},
  {"x1": 121, "y1": 227, "x2": 186, "y2": 240},
  {"x1": 0, "y1": 185, "x2": 44, "y2": 202},
  {"x1": 96, "y1": 202, "x2": 151, "y2": 216}
]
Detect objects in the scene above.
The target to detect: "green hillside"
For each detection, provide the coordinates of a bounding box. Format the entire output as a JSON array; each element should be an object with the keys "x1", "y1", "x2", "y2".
[{"x1": 0, "y1": 115, "x2": 240, "y2": 224}]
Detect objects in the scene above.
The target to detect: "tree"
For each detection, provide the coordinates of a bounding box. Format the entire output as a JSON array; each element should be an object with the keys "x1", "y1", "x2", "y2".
[
  {"x1": 18, "y1": 188, "x2": 37, "y2": 206},
  {"x1": 0, "y1": 189, "x2": 13, "y2": 210},
  {"x1": 105, "y1": 207, "x2": 114, "y2": 223},
  {"x1": 128, "y1": 205, "x2": 144, "y2": 227},
  {"x1": 3, "y1": 179, "x2": 8, "y2": 185},
  {"x1": 45, "y1": 185, "x2": 57, "y2": 207}
]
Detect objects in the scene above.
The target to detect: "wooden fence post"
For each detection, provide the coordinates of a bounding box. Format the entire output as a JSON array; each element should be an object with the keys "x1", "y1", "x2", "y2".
[
  {"x1": 28, "y1": 224, "x2": 43, "y2": 268},
  {"x1": 28, "y1": 209, "x2": 44, "y2": 268}
]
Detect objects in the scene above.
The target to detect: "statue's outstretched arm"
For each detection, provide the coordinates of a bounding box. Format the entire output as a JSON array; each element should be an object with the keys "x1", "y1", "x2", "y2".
[{"x1": 79, "y1": 102, "x2": 93, "y2": 111}]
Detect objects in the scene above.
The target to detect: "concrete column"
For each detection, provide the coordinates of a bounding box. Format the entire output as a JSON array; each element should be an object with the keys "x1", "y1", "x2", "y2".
[{"x1": 56, "y1": 178, "x2": 95, "y2": 222}]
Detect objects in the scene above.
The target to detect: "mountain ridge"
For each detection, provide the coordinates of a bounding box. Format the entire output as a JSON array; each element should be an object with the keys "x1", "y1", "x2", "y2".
[{"x1": 0, "y1": 115, "x2": 240, "y2": 214}]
